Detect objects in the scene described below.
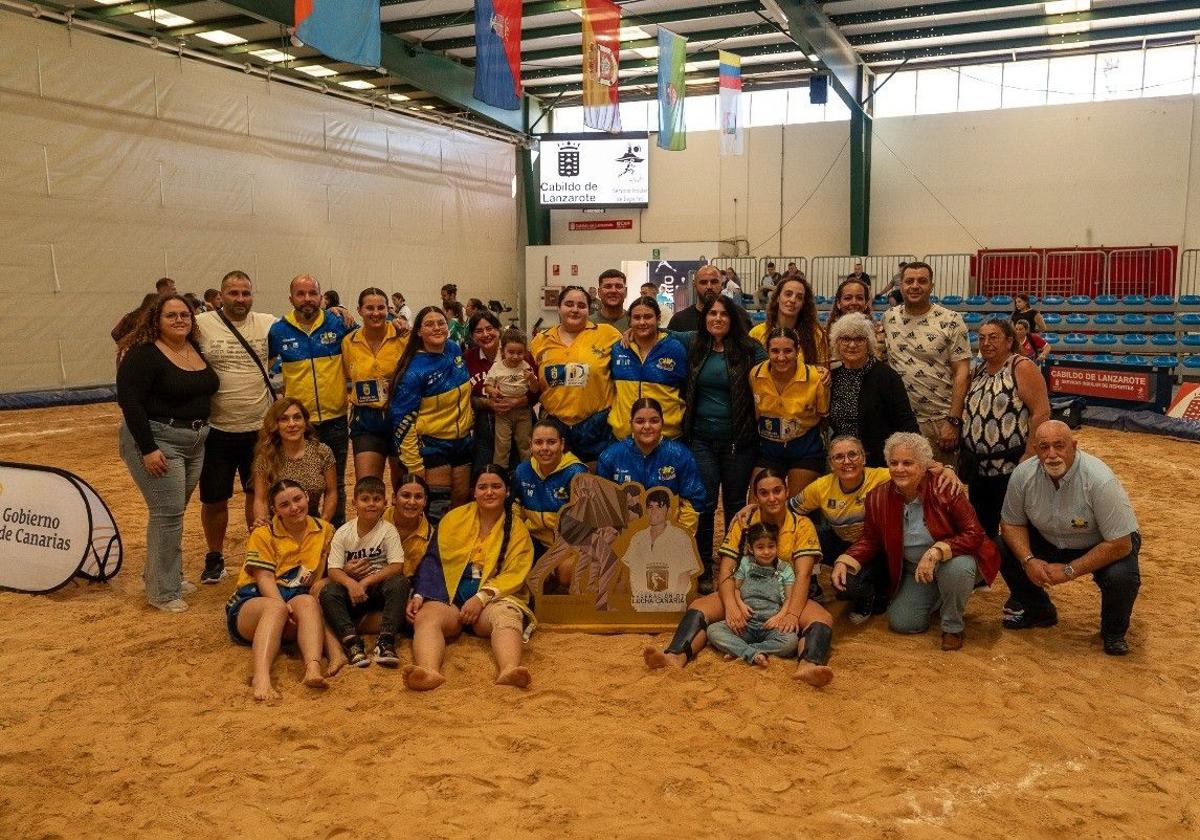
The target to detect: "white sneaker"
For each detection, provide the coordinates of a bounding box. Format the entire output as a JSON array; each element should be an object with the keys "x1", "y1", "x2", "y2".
[
  {"x1": 150, "y1": 598, "x2": 189, "y2": 613},
  {"x1": 180, "y1": 581, "x2": 198, "y2": 595}
]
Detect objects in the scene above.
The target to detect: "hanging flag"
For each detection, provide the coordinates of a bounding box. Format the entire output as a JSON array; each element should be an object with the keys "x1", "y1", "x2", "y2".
[
  {"x1": 473, "y1": 0, "x2": 523, "y2": 110},
  {"x1": 294, "y1": 0, "x2": 381, "y2": 68},
  {"x1": 718, "y1": 50, "x2": 744, "y2": 156},
  {"x1": 582, "y1": 0, "x2": 622, "y2": 133},
  {"x1": 656, "y1": 29, "x2": 687, "y2": 151}
]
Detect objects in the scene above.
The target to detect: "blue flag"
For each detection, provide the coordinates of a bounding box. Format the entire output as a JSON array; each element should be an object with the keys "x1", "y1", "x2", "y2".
[{"x1": 295, "y1": 0, "x2": 381, "y2": 68}]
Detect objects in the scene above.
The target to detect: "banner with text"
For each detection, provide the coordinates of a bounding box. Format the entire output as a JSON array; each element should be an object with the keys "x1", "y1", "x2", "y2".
[{"x1": 1046, "y1": 360, "x2": 1171, "y2": 413}]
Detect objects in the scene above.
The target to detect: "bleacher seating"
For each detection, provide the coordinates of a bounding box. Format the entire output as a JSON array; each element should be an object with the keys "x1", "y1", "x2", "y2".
[
  {"x1": 1151, "y1": 314, "x2": 1175, "y2": 325},
  {"x1": 1095, "y1": 295, "x2": 1118, "y2": 306},
  {"x1": 1121, "y1": 355, "x2": 1150, "y2": 365},
  {"x1": 1066, "y1": 313, "x2": 1089, "y2": 325},
  {"x1": 1068, "y1": 295, "x2": 1091, "y2": 306},
  {"x1": 1151, "y1": 334, "x2": 1178, "y2": 346},
  {"x1": 1185, "y1": 357, "x2": 1200, "y2": 369},
  {"x1": 1094, "y1": 313, "x2": 1117, "y2": 325},
  {"x1": 1043, "y1": 313, "x2": 1063, "y2": 325},
  {"x1": 1180, "y1": 313, "x2": 1200, "y2": 326},
  {"x1": 1121, "y1": 334, "x2": 1148, "y2": 346},
  {"x1": 1123, "y1": 295, "x2": 1146, "y2": 306}
]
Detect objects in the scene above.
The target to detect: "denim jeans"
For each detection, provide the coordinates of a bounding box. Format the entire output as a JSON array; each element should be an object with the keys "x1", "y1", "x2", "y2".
[
  {"x1": 691, "y1": 435, "x2": 757, "y2": 570},
  {"x1": 887, "y1": 554, "x2": 978, "y2": 635},
  {"x1": 999, "y1": 527, "x2": 1141, "y2": 638},
  {"x1": 118, "y1": 421, "x2": 208, "y2": 604},
  {"x1": 314, "y1": 417, "x2": 348, "y2": 526},
  {"x1": 707, "y1": 615, "x2": 799, "y2": 663}
]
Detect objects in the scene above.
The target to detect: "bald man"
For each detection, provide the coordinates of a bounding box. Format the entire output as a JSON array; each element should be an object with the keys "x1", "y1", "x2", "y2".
[
  {"x1": 998, "y1": 421, "x2": 1141, "y2": 655},
  {"x1": 666, "y1": 265, "x2": 751, "y2": 332}
]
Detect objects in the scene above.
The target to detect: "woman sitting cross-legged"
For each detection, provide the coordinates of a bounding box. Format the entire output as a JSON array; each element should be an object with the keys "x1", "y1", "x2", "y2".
[
  {"x1": 831, "y1": 432, "x2": 999, "y2": 651},
  {"x1": 225, "y1": 479, "x2": 335, "y2": 701},
  {"x1": 403, "y1": 466, "x2": 536, "y2": 691}
]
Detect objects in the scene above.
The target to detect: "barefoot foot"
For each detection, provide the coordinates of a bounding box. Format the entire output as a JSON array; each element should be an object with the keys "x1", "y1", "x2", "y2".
[
  {"x1": 402, "y1": 664, "x2": 446, "y2": 691},
  {"x1": 495, "y1": 666, "x2": 531, "y2": 689},
  {"x1": 643, "y1": 646, "x2": 686, "y2": 670},
  {"x1": 324, "y1": 652, "x2": 348, "y2": 679},
  {"x1": 252, "y1": 675, "x2": 280, "y2": 702},
  {"x1": 751, "y1": 653, "x2": 769, "y2": 668},
  {"x1": 303, "y1": 660, "x2": 329, "y2": 690},
  {"x1": 794, "y1": 662, "x2": 834, "y2": 688}
]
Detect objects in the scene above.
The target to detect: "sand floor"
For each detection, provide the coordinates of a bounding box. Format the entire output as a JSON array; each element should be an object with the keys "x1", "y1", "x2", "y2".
[{"x1": 0, "y1": 403, "x2": 1196, "y2": 839}]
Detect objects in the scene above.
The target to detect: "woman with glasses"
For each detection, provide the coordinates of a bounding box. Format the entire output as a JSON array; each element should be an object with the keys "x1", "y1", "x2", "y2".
[
  {"x1": 117, "y1": 294, "x2": 219, "y2": 612},
  {"x1": 827, "y1": 313, "x2": 918, "y2": 467}
]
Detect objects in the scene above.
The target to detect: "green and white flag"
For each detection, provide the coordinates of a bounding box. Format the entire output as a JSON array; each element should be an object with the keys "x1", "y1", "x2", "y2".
[{"x1": 656, "y1": 28, "x2": 686, "y2": 151}]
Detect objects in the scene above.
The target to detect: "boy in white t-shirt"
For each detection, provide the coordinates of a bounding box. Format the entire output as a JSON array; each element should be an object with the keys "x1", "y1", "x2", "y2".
[
  {"x1": 318, "y1": 477, "x2": 407, "y2": 668},
  {"x1": 483, "y1": 329, "x2": 539, "y2": 468}
]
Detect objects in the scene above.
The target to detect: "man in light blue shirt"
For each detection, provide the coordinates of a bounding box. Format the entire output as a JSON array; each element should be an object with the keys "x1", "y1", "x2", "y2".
[{"x1": 998, "y1": 420, "x2": 1141, "y2": 656}]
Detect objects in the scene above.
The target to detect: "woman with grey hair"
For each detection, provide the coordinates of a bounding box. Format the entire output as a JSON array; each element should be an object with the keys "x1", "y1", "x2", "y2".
[
  {"x1": 831, "y1": 432, "x2": 999, "y2": 651},
  {"x1": 828, "y1": 313, "x2": 918, "y2": 467}
]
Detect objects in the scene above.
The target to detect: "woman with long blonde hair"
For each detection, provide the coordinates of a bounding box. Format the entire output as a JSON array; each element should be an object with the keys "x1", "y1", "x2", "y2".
[{"x1": 251, "y1": 397, "x2": 338, "y2": 526}]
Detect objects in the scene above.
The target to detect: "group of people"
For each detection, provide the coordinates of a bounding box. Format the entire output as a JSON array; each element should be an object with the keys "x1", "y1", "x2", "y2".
[{"x1": 112, "y1": 259, "x2": 1142, "y2": 700}]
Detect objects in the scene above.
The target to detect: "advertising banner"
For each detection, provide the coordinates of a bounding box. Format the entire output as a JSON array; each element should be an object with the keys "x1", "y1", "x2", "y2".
[
  {"x1": 539, "y1": 134, "x2": 649, "y2": 208},
  {"x1": 0, "y1": 462, "x2": 122, "y2": 593},
  {"x1": 1045, "y1": 360, "x2": 1171, "y2": 413}
]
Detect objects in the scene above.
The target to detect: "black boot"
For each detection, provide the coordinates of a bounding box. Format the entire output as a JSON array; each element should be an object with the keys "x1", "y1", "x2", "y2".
[
  {"x1": 664, "y1": 609, "x2": 707, "y2": 660},
  {"x1": 799, "y1": 622, "x2": 833, "y2": 666}
]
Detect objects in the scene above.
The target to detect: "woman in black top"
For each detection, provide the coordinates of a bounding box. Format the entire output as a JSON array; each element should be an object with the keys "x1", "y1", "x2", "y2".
[
  {"x1": 117, "y1": 294, "x2": 219, "y2": 612},
  {"x1": 1011, "y1": 293, "x2": 1047, "y2": 333},
  {"x1": 827, "y1": 313, "x2": 918, "y2": 467}
]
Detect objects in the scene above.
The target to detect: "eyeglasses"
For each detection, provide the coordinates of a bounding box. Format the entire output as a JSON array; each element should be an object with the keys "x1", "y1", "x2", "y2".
[
  {"x1": 162, "y1": 312, "x2": 192, "y2": 321},
  {"x1": 836, "y1": 336, "x2": 867, "y2": 344},
  {"x1": 830, "y1": 451, "x2": 863, "y2": 463}
]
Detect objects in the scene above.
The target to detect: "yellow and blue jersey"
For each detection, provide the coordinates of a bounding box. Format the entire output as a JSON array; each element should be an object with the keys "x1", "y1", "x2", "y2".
[
  {"x1": 530, "y1": 322, "x2": 620, "y2": 425},
  {"x1": 231, "y1": 515, "x2": 334, "y2": 593},
  {"x1": 341, "y1": 323, "x2": 407, "y2": 409},
  {"x1": 749, "y1": 322, "x2": 829, "y2": 366},
  {"x1": 268, "y1": 310, "x2": 351, "y2": 422},
  {"x1": 609, "y1": 331, "x2": 688, "y2": 440},
  {"x1": 719, "y1": 509, "x2": 821, "y2": 567},
  {"x1": 596, "y1": 437, "x2": 705, "y2": 534},
  {"x1": 513, "y1": 453, "x2": 589, "y2": 547},
  {"x1": 388, "y1": 341, "x2": 474, "y2": 471},
  {"x1": 749, "y1": 361, "x2": 829, "y2": 443},
  {"x1": 789, "y1": 467, "x2": 891, "y2": 543}
]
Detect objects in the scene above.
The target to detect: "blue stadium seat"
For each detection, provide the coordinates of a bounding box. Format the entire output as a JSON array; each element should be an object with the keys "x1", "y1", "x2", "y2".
[
  {"x1": 964, "y1": 312, "x2": 985, "y2": 324},
  {"x1": 1093, "y1": 353, "x2": 1119, "y2": 364},
  {"x1": 1064, "y1": 333, "x2": 1088, "y2": 344},
  {"x1": 1122, "y1": 294, "x2": 1146, "y2": 306},
  {"x1": 751, "y1": 310, "x2": 767, "y2": 323},
  {"x1": 1184, "y1": 357, "x2": 1200, "y2": 369},
  {"x1": 1066, "y1": 313, "x2": 1090, "y2": 325},
  {"x1": 940, "y1": 294, "x2": 963, "y2": 306},
  {"x1": 929, "y1": 295, "x2": 940, "y2": 303},
  {"x1": 1121, "y1": 313, "x2": 1146, "y2": 325},
  {"x1": 1042, "y1": 295, "x2": 1066, "y2": 306},
  {"x1": 1150, "y1": 295, "x2": 1174, "y2": 306},
  {"x1": 966, "y1": 294, "x2": 987, "y2": 305},
  {"x1": 1121, "y1": 333, "x2": 1148, "y2": 346},
  {"x1": 1152, "y1": 355, "x2": 1178, "y2": 367},
  {"x1": 1151, "y1": 313, "x2": 1176, "y2": 325},
  {"x1": 1043, "y1": 312, "x2": 1063, "y2": 325},
  {"x1": 873, "y1": 296, "x2": 889, "y2": 305},
  {"x1": 1151, "y1": 334, "x2": 1178, "y2": 346},
  {"x1": 1094, "y1": 295, "x2": 1118, "y2": 306},
  {"x1": 1183, "y1": 334, "x2": 1200, "y2": 347},
  {"x1": 873, "y1": 311, "x2": 883, "y2": 322},
  {"x1": 1180, "y1": 295, "x2": 1200, "y2": 306},
  {"x1": 1093, "y1": 333, "x2": 1118, "y2": 345},
  {"x1": 968, "y1": 331, "x2": 978, "y2": 344},
  {"x1": 1180, "y1": 313, "x2": 1200, "y2": 326},
  {"x1": 991, "y1": 295, "x2": 1013, "y2": 306},
  {"x1": 1068, "y1": 295, "x2": 1092, "y2": 306},
  {"x1": 816, "y1": 295, "x2": 830, "y2": 305},
  {"x1": 1062, "y1": 353, "x2": 1088, "y2": 362},
  {"x1": 1094, "y1": 313, "x2": 1118, "y2": 325},
  {"x1": 1121, "y1": 355, "x2": 1150, "y2": 366},
  {"x1": 1042, "y1": 333, "x2": 1060, "y2": 344},
  {"x1": 818, "y1": 311, "x2": 829, "y2": 323}
]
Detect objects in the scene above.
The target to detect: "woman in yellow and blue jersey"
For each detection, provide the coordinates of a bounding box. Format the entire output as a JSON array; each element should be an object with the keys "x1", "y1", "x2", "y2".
[
  {"x1": 404, "y1": 466, "x2": 536, "y2": 691},
  {"x1": 748, "y1": 275, "x2": 829, "y2": 367},
  {"x1": 388, "y1": 307, "x2": 474, "y2": 523},
  {"x1": 609, "y1": 296, "x2": 688, "y2": 440},
  {"x1": 342, "y1": 288, "x2": 407, "y2": 489},
  {"x1": 513, "y1": 416, "x2": 589, "y2": 552},
  {"x1": 750, "y1": 326, "x2": 830, "y2": 497},
  {"x1": 529, "y1": 286, "x2": 621, "y2": 466}
]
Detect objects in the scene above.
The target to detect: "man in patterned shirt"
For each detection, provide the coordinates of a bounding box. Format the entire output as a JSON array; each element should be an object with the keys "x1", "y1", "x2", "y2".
[{"x1": 882, "y1": 262, "x2": 971, "y2": 468}]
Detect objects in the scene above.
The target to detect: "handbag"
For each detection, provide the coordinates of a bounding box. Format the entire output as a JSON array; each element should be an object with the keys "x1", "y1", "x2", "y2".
[{"x1": 216, "y1": 310, "x2": 277, "y2": 400}]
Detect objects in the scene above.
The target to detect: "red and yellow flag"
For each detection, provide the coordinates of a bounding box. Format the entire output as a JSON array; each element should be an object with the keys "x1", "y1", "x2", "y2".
[{"x1": 582, "y1": 0, "x2": 622, "y2": 132}]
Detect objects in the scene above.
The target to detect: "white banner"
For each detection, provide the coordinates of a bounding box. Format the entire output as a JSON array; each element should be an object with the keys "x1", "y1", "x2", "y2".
[{"x1": 0, "y1": 462, "x2": 122, "y2": 593}]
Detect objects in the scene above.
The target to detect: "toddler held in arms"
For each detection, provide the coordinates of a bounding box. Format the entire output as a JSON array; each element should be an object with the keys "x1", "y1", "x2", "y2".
[{"x1": 484, "y1": 328, "x2": 539, "y2": 468}]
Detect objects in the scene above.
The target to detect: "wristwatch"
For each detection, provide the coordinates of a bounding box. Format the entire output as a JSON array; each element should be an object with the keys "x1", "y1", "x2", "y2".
[
  {"x1": 1063, "y1": 562, "x2": 1076, "y2": 580},
  {"x1": 945, "y1": 416, "x2": 963, "y2": 428}
]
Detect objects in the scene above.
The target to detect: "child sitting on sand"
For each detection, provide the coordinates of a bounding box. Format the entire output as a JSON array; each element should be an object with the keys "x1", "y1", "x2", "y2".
[
  {"x1": 225, "y1": 479, "x2": 336, "y2": 701},
  {"x1": 704, "y1": 523, "x2": 799, "y2": 667},
  {"x1": 318, "y1": 476, "x2": 408, "y2": 669}
]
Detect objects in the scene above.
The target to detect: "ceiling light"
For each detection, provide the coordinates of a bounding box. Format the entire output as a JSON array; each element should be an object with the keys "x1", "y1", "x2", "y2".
[
  {"x1": 196, "y1": 30, "x2": 247, "y2": 46},
  {"x1": 1047, "y1": 21, "x2": 1091, "y2": 36},
  {"x1": 339, "y1": 80, "x2": 376, "y2": 90},
  {"x1": 133, "y1": 9, "x2": 194, "y2": 27},
  {"x1": 1045, "y1": 1, "x2": 1090, "y2": 13},
  {"x1": 387, "y1": 93, "x2": 411, "y2": 101},
  {"x1": 421, "y1": 104, "x2": 436, "y2": 110},
  {"x1": 296, "y1": 64, "x2": 337, "y2": 77},
  {"x1": 249, "y1": 48, "x2": 291, "y2": 63}
]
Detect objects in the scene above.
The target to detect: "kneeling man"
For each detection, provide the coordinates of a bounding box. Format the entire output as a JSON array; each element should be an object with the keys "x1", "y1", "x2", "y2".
[{"x1": 998, "y1": 420, "x2": 1140, "y2": 656}]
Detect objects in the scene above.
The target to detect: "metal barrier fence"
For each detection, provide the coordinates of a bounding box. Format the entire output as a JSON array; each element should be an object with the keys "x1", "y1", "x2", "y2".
[
  {"x1": 922, "y1": 254, "x2": 973, "y2": 298},
  {"x1": 1045, "y1": 249, "x2": 1107, "y2": 298},
  {"x1": 978, "y1": 251, "x2": 1043, "y2": 297},
  {"x1": 1105, "y1": 246, "x2": 1175, "y2": 297},
  {"x1": 1182, "y1": 249, "x2": 1200, "y2": 296},
  {"x1": 807, "y1": 254, "x2": 916, "y2": 299},
  {"x1": 709, "y1": 257, "x2": 758, "y2": 292}
]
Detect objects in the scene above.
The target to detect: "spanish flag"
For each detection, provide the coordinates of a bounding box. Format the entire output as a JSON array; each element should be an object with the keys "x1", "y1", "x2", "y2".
[
  {"x1": 294, "y1": 0, "x2": 381, "y2": 68},
  {"x1": 582, "y1": 0, "x2": 622, "y2": 133}
]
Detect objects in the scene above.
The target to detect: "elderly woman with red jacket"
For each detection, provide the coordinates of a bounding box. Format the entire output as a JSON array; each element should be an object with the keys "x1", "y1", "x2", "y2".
[{"x1": 831, "y1": 431, "x2": 999, "y2": 651}]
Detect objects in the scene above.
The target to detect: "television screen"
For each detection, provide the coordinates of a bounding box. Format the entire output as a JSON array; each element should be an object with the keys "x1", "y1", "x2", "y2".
[{"x1": 538, "y1": 133, "x2": 649, "y2": 209}]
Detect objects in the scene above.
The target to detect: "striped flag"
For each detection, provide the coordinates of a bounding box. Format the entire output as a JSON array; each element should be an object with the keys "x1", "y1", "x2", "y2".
[
  {"x1": 582, "y1": 0, "x2": 622, "y2": 133},
  {"x1": 473, "y1": 0, "x2": 523, "y2": 110},
  {"x1": 656, "y1": 29, "x2": 686, "y2": 151},
  {"x1": 294, "y1": 0, "x2": 380, "y2": 68},
  {"x1": 718, "y1": 50, "x2": 744, "y2": 156}
]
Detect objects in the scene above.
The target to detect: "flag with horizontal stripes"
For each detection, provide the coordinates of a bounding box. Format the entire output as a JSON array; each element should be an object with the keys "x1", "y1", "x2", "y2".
[
  {"x1": 473, "y1": 0, "x2": 523, "y2": 110},
  {"x1": 656, "y1": 29, "x2": 686, "y2": 151},
  {"x1": 718, "y1": 50, "x2": 744, "y2": 156},
  {"x1": 294, "y1": 0, "x2": 380, "y2": 68},
  {"x1": 582, "y1": 0, "x2": 622, "y2": 133}
]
